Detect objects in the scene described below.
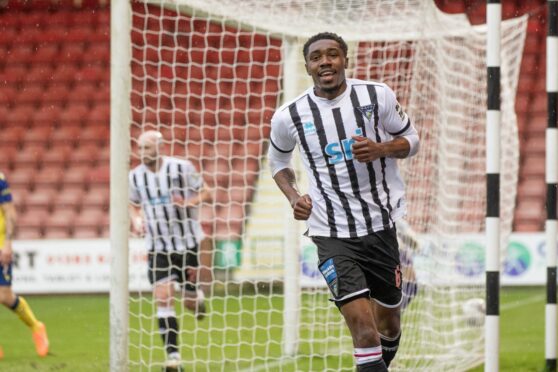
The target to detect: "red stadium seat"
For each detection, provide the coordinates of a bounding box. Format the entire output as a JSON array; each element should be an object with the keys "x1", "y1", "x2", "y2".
[
  {"x1": 75, "y1": 65, "x2": 107, "y2": 83},
  {"x1": 515, "y1": 200, "x2": 545, "y2": 230},
  {"x1": 17, "y1": 210, "x2": 49, "y2": 237},
  {"x1": 7, "y1": 106, "x2": 34, "y2": 126},
  {"x1": 16, "y1": 226, "x2": 43, "y2": 240},
  {"x1": 515, "y1": 93, "x2": 531, "y2": 116},
  {"x1": 524, "y1": 136, "x2": 546, "y2": 157},
  {"x1": 42, "y1": 145, "x2": 74, "y2": 168},
  {"x1": 0, "y1": 86, "x2": 17, "y2": 107},
  {"x1": 43, "y1": 228, "x2": 72, "y2": 239},
  {"x1": 0, "y1": 144, "x2": 18, "y2": 170},
  {"x1": 16, "y1": 85, "x2": 44, "y2": 106},
  {"x1": 44, "y1": 208, "x2": 78, "y2": 228},
  {"x1": 13, "y1": 145, "x2": 45, "y2": 169},
  {"x1": 30, "y1": 45, "x2": 59, "y2": 65},
  {"x1": 1, "y1": 65, "x2": 27, "y2": 84},
  {"x1": 35, "y1": 26, "x2": 69, "y2": 44},
  {"x1": 0, "y1": 125, "x2": 27, "y2": 150},
  {"x1": 73, "y1": 226, "x2": 101, "y2": 238},
  {"x1": 50, "y1": 65, "x2": 79, "y2": 83},
  {"x1": 79, "y1": 125, "x2": 110, "y2": 147},
  {"x1": 62, "y1": 166, "x2": 90, "y2": 188},
  {"x1": 518, "y1": 178, "x2": 546, "y2": 203},
  {"x1": 32, "y1": 105, "x2": 63, "y2": 126},
  {"x1": 25, "y1": 189, "x2": 56, "y2": 213},
  {"x1": 67, "y1": 83, "x2": 96, "y2": 104},
  {"x1": 73, "y1": 209, "x2": 105, "y2": 230},
  {"x1": 54, "y1": 188, "x2": 85, "y2": 213},
  {"x1": 58, "y1": 42, "x2": 85, "y2": 64},
  {"x1": 528, "y1": 114, "x2": 547, "y2": 139},
  {"x1": 34, "y1": 166, "x2": 65, "y2": 190},
  {"x1": 83, "y1": 42, "x2": 109, "y2": 64},
  {"x1": 22, "y1": 126, "x2": 53, "y2": 147},
  {"x1": 6, "y1": 168, "x2": 36, "y2": 190},
  {"x1": 82, "y1": 189, "x2": 109, "y2": 211},
  {"x1": 59, "y1": 105, "x2": 90, "y2": 127},
  {"x1": 531, "y1": 93, "x2": 546, "y2": 115},
  {"x1": 520, "y1": 155, "x2": 545, "y2": 178},
  {"x1": 87, "y1": 165, "x2": 110, "y2": 185},
  {"x1": 50, "y1": 126, "x2": 81, "y2": 147},
  {"x1": 5, "y1": 45, "x2": 34, "y2": 64},
  {"x1": 68, "y1": 144, "x2": 101, "y2": 167}
]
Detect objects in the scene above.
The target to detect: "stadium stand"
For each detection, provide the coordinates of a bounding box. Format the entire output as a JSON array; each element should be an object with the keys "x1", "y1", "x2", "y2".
[{"x1": 0, "y1": 0, "x2": 549, "y2": 238}]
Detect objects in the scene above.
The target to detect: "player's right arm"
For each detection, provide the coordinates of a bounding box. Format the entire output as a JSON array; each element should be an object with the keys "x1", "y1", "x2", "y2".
[
  {"x1": 0, "y1": 173, "x2": 16, "y2": 266},
  {"x1": 128, "y1": 172, "x2": 145, "y2": 236},
  {"x1": 128, "y1": 203, "x2": 145, "y2": 236},
  {"x1": 268, "y1": 111, "x2": 313, "y2": 221}
]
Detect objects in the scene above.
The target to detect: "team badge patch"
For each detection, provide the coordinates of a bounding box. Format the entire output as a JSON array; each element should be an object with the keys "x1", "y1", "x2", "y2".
[
  {"x1": 303, "y1": 121, "x2": 316, "y2": 135},
  {"x1": 319, "y1": 258, "x2": 339, "y2": 297},
  {"x1": 357, "y1": 104, "x2": 375, "y2": 121}
]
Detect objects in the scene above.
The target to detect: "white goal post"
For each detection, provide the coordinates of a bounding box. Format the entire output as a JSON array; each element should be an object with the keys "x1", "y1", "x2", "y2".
[{"x1": 110, "y1": 1, "x2": 527, "y2": 371}]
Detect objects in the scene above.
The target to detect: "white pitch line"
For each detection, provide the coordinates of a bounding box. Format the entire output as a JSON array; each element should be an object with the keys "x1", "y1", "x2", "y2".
[{"x1": 501, "y1": 293, "x2": 545, "y2": 311}]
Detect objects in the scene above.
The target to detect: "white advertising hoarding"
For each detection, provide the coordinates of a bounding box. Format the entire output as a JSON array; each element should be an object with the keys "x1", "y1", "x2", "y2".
[
  {"x1": 8, "y1": 232, "x2": 557, "y2": 294},
  {"x1": 11, "y1": 239, "x2": 150, "y2": 294}
]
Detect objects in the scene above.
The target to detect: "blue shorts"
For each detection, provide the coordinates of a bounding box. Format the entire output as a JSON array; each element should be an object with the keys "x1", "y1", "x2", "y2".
[{"x1": 0, "y1": 263, "x2": 12, "y2": 286}]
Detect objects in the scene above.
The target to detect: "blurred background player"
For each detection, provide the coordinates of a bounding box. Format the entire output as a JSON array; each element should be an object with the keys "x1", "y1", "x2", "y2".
[
  {"x1": 0, "y1": 171, "x2": 49, "y2": 357},
  {"x1": 128, "y1": 131, "x2": 213, "y2": 370}
]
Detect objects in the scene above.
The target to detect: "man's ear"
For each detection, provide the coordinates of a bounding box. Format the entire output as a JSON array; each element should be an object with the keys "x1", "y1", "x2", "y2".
[
  {"x1": 344, "y1": 57, "x2": 349, "y2": 69},
  {"x1": 305, "y1": 63, "x2": 310, "y2": 76}
]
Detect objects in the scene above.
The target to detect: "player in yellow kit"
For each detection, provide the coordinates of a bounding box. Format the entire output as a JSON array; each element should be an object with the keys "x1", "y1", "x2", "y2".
[{"x1": 0, "y1": 171, "x2": 49, "y2": 357}]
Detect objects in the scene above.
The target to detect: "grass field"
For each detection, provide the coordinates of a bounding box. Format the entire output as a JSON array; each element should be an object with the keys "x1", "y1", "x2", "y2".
[{"x1": 0, "y1": 287, "x2": 549, "y2": 371}]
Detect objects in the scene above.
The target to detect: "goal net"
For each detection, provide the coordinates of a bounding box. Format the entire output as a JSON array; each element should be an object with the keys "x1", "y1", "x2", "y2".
[{"x1": 122, "y1": 1, "x2": 527, "y2": 370}]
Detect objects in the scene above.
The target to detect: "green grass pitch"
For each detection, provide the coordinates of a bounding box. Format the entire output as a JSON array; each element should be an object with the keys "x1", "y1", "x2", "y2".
[{"x1": 0, "y1": 287, "x2": 548, "y2": 371}]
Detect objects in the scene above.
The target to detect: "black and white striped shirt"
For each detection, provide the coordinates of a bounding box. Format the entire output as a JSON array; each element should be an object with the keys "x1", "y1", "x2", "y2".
[
  {"x1": 269, "y1": 78, "x2": 417, "y2": 238},
  {"x1": 129, "y1": 156, "x2": 204, "y2": 252}
]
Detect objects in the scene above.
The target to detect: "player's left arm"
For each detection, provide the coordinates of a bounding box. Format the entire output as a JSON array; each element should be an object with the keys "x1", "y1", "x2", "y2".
[
  {"x1": 172, "y1": 162, "x2": 213, "y2": 208},
  {"x1": 352, "y1": 85, "x2": 419, "y2": 162}
]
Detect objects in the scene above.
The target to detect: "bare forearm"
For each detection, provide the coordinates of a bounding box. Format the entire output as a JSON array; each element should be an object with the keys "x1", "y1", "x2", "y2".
[
  {"x1": 3, "y1": 204, "x2": 16, "y2": 241},
  {"x1": 273, "y1": 168, "x2": 302, "y2": 207},
  {"x1": 379, "y1": 137, "x2": 411, "y2": 159}
]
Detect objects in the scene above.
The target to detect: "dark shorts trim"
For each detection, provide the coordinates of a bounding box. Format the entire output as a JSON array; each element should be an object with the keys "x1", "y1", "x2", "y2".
[
  {"x1": 148, "y1": 250, "x2": 199, "y2": 292},
  {"x1": 313, "y1": 228, "x2": 402, "y2": 307},
  {"x1": 0, "y1": 263, "x2": 12, "y2": 286}
]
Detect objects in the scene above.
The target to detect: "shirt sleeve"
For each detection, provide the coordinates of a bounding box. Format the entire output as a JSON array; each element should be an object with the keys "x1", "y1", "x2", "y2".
[
  {"x1": 381, "y1": 85, "x2": 420, "y2": 157},
  {"x1": 381, "y1": 84, "x2": 413, "y2": 136},
  {"x1": 0, "y1": 173, "x2": 13, "y2": 204},
  {"x1": 269, "y1": 110, "x2": 296, "y2": 154},
  {"x1": 183, "y1": 162, "x2": 203, "y2": 192},
  {"x1": 128, "y1": 172, "x2": 141, "y2": 204},
  {"x1": 268, "y1": 110, "x2": 296, "y2": 177}
]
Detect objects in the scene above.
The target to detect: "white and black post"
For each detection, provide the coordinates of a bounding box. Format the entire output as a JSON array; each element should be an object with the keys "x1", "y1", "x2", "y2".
[
  {"x1": 486, "y1": 1, "x2": 501, "y2": 371},
  {"x1": 546, "y1": 1, "x2": 558, "y2": 371}
]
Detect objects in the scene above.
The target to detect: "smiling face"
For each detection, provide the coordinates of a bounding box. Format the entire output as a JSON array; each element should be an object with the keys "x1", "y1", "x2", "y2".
[{"x1": 305, "y1": 38, "x2": 348, "y2": 99}]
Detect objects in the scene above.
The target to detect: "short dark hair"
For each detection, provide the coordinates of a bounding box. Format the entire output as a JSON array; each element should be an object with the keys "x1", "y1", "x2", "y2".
[{"x1": 302, "y1": 32, "x2": 348, "y2": 61}]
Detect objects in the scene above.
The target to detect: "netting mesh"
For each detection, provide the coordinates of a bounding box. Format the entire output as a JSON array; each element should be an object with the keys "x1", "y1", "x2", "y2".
[{"x1": 126, "y1": 1, "x2": 526, "y2": 370}]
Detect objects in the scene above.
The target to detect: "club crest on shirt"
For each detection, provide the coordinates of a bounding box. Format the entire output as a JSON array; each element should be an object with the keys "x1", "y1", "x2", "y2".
[
  {"x1": 303, "y1": 121, "x2": 316, "y2": 135},
  {"x1": 357, "y1": 104, "x2": 375, "y2": 121}
]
